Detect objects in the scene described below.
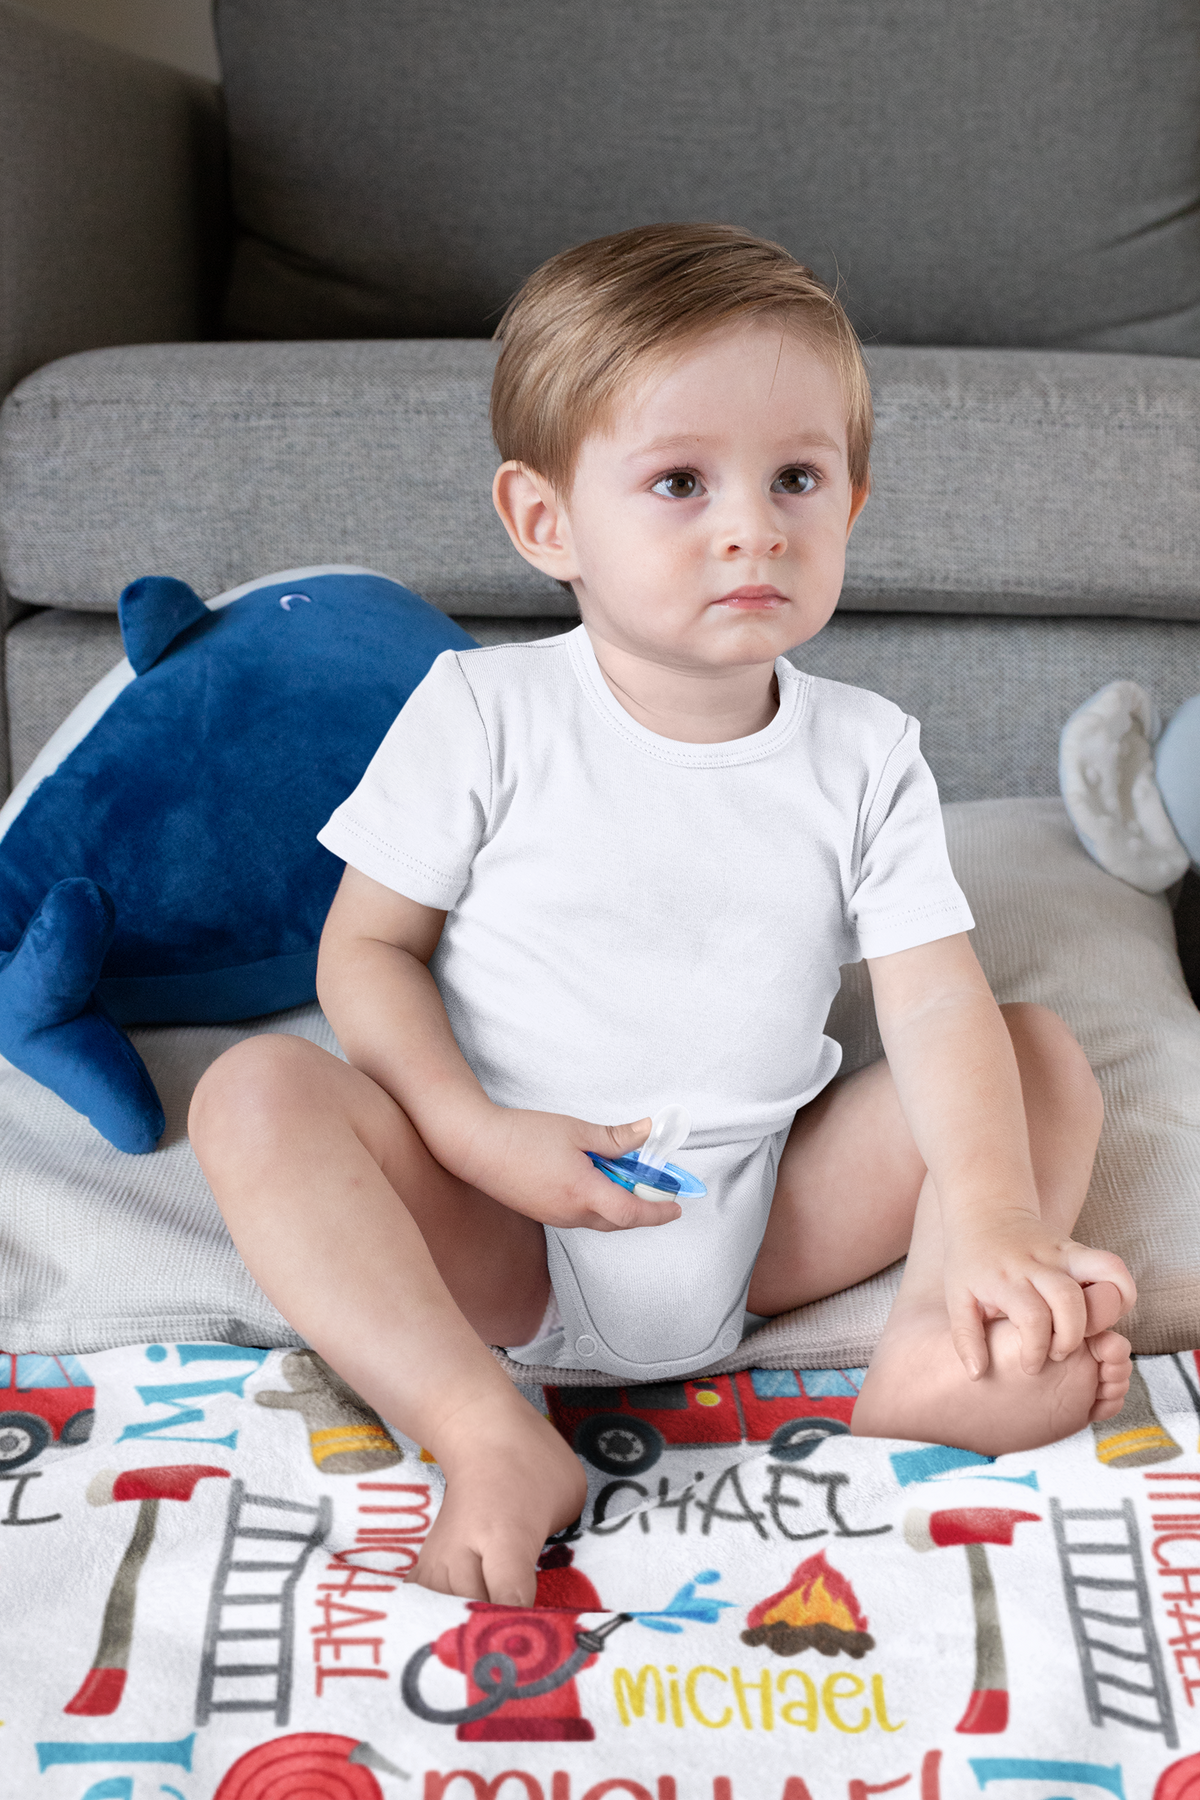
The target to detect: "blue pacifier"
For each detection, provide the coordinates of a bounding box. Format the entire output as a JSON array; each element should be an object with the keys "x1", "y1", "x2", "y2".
[{"x1": 588, "y1": 1103, "x2": 707, "y2": 1200}]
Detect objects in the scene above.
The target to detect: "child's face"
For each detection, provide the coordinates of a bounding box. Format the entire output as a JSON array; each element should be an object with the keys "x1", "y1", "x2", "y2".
[{"x1": 496, "y1": 319, "x2": 867, "y2": 672}]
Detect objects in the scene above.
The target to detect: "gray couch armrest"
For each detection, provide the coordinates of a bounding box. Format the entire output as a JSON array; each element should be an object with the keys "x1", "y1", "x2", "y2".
[{"x1": 0, "y1": 2, "x2": 227, "y2": 406}]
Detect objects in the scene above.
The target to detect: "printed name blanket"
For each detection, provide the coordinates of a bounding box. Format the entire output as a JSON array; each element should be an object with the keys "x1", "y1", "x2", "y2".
[{"x1": 4, "y1": 1343, "x2": 1200, "y2": 1800}]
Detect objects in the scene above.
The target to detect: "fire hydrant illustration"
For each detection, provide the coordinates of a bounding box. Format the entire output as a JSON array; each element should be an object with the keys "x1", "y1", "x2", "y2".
[
  {"x1": 65, "y1": 1462, "x2": 230, "y2": 1714},
  {"x1": 428, "y1": 1546, "x2": 605, "y2": 1741},
  {"x1": 905, "y1": 1505, "x2": 1039, "y2": 1734},
  {"x1": 402, "y1": 1551, "x2": 733, "y2": 1741}
]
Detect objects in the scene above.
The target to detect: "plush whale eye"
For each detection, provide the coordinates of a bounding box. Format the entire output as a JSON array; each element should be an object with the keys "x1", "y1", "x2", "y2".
[
  {"x1": 652, "y1": 471, "x2": 704, "y2": 499},
  {"x1": 772, "y1": 467, "x2": 818, "y2": 495}
]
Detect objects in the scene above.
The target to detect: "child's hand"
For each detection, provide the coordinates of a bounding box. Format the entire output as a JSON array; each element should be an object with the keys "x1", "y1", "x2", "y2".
[
  {"x1": 942, "y1": 1211, "x2": 1136, "y2": 1378},
  {"x1": 457, "y1": 1107, "x2": 682, "y2": 1232}
]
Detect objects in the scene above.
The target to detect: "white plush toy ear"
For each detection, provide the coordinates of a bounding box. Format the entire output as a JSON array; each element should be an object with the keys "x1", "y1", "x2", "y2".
[{"x1": 1059, "y1": 679, "x2": 1191, "y2": 893}]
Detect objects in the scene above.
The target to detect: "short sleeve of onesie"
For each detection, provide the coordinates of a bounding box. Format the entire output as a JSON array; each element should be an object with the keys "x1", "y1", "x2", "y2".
[
  {"x1": 847, "y1": 714, "x2": 974, "y2": 960},
  {"x1": 317, "y1": 650, "x2": 489, "y2": 910}
]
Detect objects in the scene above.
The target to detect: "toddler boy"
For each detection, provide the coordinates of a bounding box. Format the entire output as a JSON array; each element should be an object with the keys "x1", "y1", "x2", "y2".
[{"x1": 191, "y1": 223, "x2": 1134, "y2": 1606}]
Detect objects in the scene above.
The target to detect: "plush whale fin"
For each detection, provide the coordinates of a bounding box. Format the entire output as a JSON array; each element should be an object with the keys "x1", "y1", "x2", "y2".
[
  {"x1": 0, "y1": 878, "x2": 165, "y2": 1153},
  {"x1": 119, "y1": 576, "x2": 209, "y2": 675},
  {"x1": 1059, "y1": 679, "x2": 1191, "y2": 894}
]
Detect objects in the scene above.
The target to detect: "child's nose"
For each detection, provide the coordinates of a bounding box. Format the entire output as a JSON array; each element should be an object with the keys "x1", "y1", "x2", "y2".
[
  {"x1": 718, "y1": 515, "x2": 786, "y2": 559},
  {"x1": 715, "y1": 489, "x2": 787, "y2": 559}
]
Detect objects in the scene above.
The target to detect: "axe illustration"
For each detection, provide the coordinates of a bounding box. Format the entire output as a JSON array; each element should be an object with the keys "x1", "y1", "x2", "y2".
[
  {"x1": 64, "y1": 1463, "x2": 230, "y2": 1715},
  {"x1": 905, "y1": 1505, "x2": 1040, "y2": 1734}
]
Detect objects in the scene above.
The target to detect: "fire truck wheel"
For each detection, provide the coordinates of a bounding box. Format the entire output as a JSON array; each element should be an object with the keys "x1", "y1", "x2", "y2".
[
  {"x1": 0, "y1": 1411, "x2": 50, "y2": 1469},
  {"x1": 769, "y1": 1417, "x2": 851, "y2": 1463},
  {"x1": 574, "y1": 1413, "x2": 665, "y2": 1476},
  {"x1": 60, "y1": 1408, "x2": 96, "y2": 1445}
]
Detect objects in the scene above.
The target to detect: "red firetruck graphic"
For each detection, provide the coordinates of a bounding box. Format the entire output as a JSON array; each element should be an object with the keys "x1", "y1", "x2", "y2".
[
  {"x1": 0, "y1": 1352, "x2": 95, "y2": 1470},
  {"x1": 545, "y1": 1367, "x2": 863, "y2": 1476}
]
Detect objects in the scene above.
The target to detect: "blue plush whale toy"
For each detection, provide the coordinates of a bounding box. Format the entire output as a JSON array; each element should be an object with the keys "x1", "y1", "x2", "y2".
[{"x1": 0, "y1": 566, "x2": 474, "y2": 1153}]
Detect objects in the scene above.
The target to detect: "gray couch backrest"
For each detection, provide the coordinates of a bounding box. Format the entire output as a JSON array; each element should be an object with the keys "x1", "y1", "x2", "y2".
[
  {"x1": 217, "y1": 0, "x2": 1200, "y2": 352},
  {"x1": 6, "y1": 341, "x2": 1199, "y2": 621}
]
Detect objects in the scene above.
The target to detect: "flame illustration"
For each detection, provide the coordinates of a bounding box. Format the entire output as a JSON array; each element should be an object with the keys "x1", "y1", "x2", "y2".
[
  {"x1": 748, "y1": 1553, "x2": 869, "y2": 1634},
  {"x1": 742, "y1": 1553, "x2": 874, "y2": 1659}
]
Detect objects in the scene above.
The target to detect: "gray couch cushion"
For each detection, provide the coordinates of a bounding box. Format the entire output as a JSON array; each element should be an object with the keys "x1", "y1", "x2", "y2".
[
  {"x1": 4, "y1": 342, "x2": 1199, "y2": 620},
  {"x1": 215, "y1": 0, "x2": 1200, "y2": 354},
  {"x1": 10, "y1": 602, "x2": 1200, "y2": 806}
]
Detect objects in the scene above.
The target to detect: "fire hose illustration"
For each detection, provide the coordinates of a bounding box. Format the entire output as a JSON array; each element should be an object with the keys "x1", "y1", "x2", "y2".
[{"x1": 402, "y1": 1564, "x2": 733, "y2": 1740}]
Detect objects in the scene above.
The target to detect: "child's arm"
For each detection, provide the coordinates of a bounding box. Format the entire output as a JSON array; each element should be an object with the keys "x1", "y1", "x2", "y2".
[
  {"x1": 316, "y1": 866, "x2": 677, "y2": 1232},
  {"x1": 867, "y1": 932, "x2": 1135, "y2": 1378}
]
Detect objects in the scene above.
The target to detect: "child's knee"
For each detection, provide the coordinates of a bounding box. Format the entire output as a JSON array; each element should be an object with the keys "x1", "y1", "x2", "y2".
[
  {"x1": 1000, "y1": 1001, "x2": 1103, "y2": 1134},
  {"x1": 189, "y1": 1033, "x2": 329, "y2": 1158}
]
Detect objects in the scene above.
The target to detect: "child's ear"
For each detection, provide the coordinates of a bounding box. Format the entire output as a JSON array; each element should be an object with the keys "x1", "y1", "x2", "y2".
[
  {"x1": 846, "y1": 481, "x2": 870, "y2": 539},
  {"x1": 492, "y1": 462, "x2": 580, "y2": 582}
]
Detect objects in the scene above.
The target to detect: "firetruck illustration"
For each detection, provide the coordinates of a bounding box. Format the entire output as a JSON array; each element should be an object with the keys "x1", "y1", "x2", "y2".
[
  {"x1": 0, "y1": 1351, "x2": 95, "y2": 1470},
  {"x1": 544, "y1": 1366, "x2": 862, "y2": 1475}
]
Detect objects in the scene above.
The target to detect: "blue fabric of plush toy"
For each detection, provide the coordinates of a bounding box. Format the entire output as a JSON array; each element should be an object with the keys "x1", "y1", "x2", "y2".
[{"x1": 0, "y1": 567, "x2": 474, "y2": 1153}]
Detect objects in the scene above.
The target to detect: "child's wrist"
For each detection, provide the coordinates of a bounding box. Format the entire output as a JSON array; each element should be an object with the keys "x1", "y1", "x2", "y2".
[
  {"x1": 940, "y1": 1190, "x2": 1042, "y2": 1233},
  {"x1": 419, "y1": 1090, "x2": 504, "y2": 1186}
]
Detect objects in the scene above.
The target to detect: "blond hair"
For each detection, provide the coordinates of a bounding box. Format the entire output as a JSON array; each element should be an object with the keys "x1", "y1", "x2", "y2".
[{"x1": 490, "y1": 222, "x2": 872, "y2": 493}]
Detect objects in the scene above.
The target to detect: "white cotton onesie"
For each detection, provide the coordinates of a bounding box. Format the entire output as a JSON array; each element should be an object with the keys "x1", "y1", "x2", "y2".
[{"x1": 317, "y1": 625, "x2": 974, "y2": 1380}]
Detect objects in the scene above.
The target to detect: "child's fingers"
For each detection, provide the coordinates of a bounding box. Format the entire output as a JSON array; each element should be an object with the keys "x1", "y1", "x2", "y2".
[
  {"x1": 586, "y1": 1180, "x2": 681, "y2": 1231},
  {"x1": 575, "y1": 1117, "x2": 678, "y2": 1230},
  {"x1": 481, "y1": 1545, "x2": 538, "y2": 1608},
  {"x1": 1029, "y1": 1267, "x2": 1089, "y2": 1361},
  {"x1": 947, "y1": 1294, "x2": 989, "y2": 1381},
  {"x1": 412, "y1": 1543, "x2": 489, "y2": 1602},
  {"x1": 587, "y1": 1117, "x2": 654, "y2": 1158},
  {"x1": 1062, "y1": 1243, "x2": 1137, "y2": 1316},
  {"x1": 1004, "y1": 1285, "x2": 1056, "y2": 1375}
]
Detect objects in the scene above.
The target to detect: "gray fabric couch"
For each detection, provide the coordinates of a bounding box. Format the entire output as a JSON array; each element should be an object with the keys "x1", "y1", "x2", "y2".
[{"x1": 1, "y1": 0, "x2": 1199, "y2": 1360}]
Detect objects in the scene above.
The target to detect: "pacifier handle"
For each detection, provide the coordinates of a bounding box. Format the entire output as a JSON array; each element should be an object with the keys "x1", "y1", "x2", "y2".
[{"x1": 638, "y1": 1104, "x2": 691, "y2": 1172}]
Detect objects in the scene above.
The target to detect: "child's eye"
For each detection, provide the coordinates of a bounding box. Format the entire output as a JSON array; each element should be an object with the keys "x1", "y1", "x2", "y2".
[
  {"x1": 772, "y1": 466, "x2": 819, "y2": 495},
  {"x1": 651, "y1": 471, "x2": 704, "y2": 499}
]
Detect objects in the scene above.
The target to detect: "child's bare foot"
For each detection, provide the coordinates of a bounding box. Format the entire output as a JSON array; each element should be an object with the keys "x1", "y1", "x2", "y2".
[
  {"x1": 412, "y1": 1391, "x2": 586, "y2": 1605},
  {"x1": 852, "y1": 1296, "x2": 1132, "y2": 1455}
]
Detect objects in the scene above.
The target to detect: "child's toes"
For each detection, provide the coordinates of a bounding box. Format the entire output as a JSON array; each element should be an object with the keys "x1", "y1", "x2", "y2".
[
  {"x1": 1081, "y1": 1281, "x2": 1125, "y2": 1335},
  {"x1": 1084, "y1": 1328, "x2": 1131, "y2": 1420},
  {"x1": 1087, "y1": 1327, "x2": 1131, "y2": 1372}
]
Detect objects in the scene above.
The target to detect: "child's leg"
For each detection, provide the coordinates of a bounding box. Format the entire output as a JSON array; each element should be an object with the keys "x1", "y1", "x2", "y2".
[
  {"x1": 748, "y1": 1003, "x2": 1132, "y2": 1453},
  {"x1": 188, "y1": 1033, "x2": 586, "y2": 1604}
]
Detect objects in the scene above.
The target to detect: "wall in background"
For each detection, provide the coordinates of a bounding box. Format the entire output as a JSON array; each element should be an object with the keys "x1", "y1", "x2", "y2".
[{"x1": 9, "y1": 0, "x2": 219, "y2": 81}]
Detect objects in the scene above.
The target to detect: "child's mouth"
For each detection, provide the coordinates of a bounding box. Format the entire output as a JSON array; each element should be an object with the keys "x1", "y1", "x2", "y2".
[{"x1": 715, "y1": 586, "x2": 788, "y2": 610}]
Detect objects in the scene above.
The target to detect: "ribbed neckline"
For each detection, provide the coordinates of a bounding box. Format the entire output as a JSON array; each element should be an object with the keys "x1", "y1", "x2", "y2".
[{"x1": 566, "y1": 624, "x2": 806, "y2": 768}]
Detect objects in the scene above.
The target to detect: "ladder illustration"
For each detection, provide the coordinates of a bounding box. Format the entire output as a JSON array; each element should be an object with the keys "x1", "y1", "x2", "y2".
[
  {"x1": 1050, "y1": 1496, "x2": 1178, "y2": 1748},
  {"x1": 195, "y1": 1477, "x2": 332, "y2": 1727}
]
